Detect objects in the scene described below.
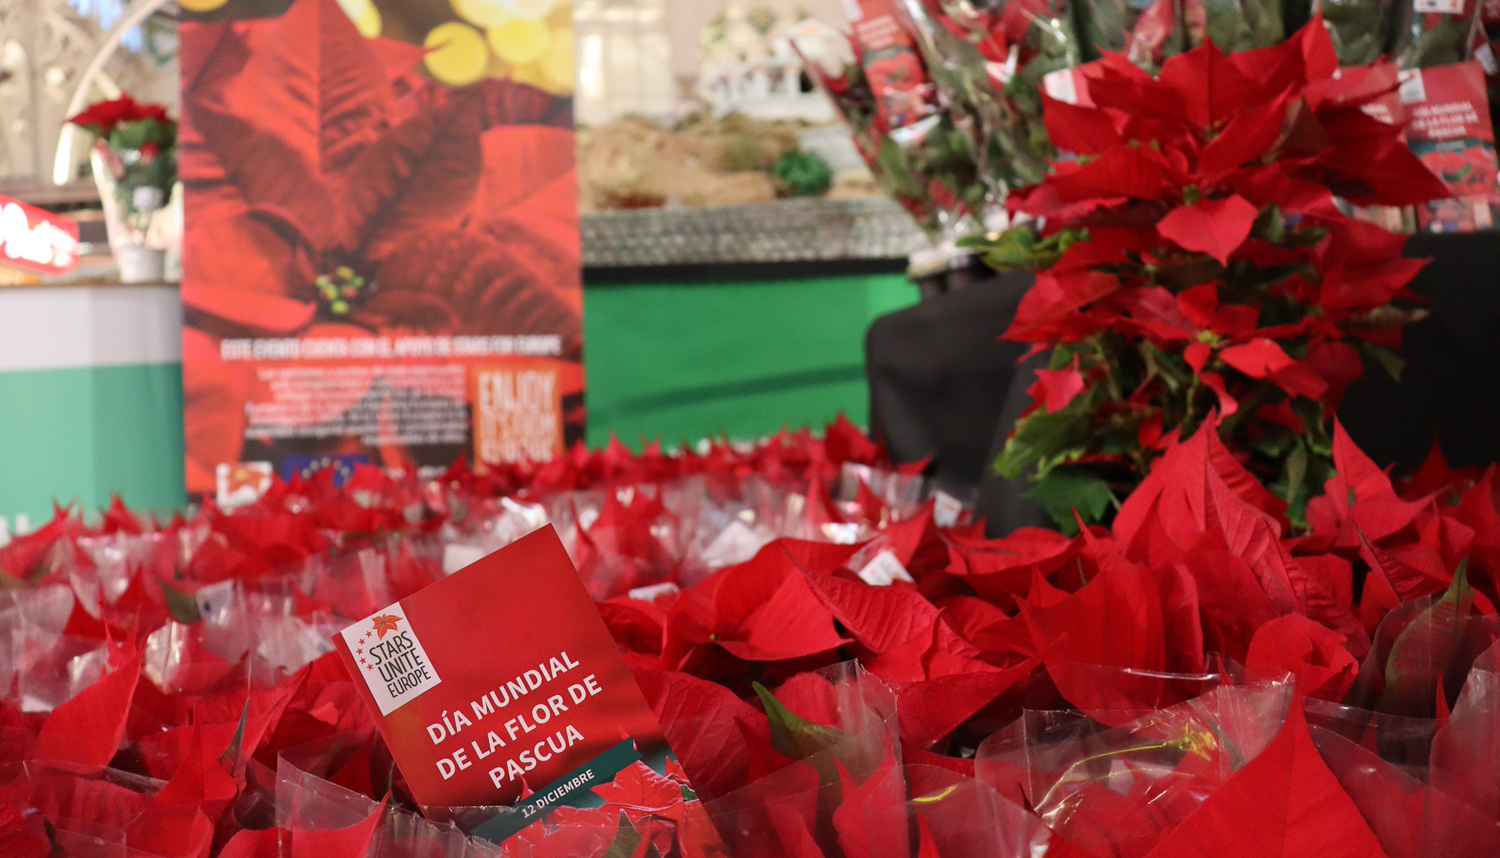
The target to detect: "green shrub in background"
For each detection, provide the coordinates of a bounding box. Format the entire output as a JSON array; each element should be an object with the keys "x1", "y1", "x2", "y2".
[{"x1": 773, "y1": 149, "x2": 833, "y2": 198}]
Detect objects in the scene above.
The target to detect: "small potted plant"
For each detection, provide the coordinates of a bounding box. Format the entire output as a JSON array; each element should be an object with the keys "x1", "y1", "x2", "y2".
[{"x1": 67, "y1": 94, "x2": 178, "y2": 282}]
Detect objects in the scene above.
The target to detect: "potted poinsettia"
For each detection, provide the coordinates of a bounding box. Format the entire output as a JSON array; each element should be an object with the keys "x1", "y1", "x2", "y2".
[
  {"x1": 67, "y1": 93, "x2": 178, "y2": 282},
  {"x1": 971, "y1": 19, "x2": 1448, "y2": 531}
]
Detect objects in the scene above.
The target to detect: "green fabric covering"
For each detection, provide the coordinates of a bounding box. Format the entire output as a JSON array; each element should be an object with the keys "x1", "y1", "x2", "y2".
[
  {"x1": 583, "y1": 272, "x2": 917, "y2": 448},
  {"x1": 0, "y1": 362, "x2": 186, "y2": 526}
]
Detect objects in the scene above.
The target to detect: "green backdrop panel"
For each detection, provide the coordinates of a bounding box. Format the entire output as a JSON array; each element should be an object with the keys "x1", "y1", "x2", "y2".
[
  {"x1": 0, "y1": 363, "x2": 186, "y2": 526},
  {"x1": 582, "y1": 272, "x2": 916, "y2": 448}
]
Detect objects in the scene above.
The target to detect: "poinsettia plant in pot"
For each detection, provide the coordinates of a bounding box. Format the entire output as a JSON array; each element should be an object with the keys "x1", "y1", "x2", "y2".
[
  {"x1": 971, "y1": 19, "x2": 1448, "y2": 531},
  {"x1": 67, "y1": 93, "x2": 178, "y2": 280}
]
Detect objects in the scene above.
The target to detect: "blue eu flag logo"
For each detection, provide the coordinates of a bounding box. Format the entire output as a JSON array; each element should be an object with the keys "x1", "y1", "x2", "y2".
[{"x1": 279, "y1": 453, "x2": 369, "y2": 486}]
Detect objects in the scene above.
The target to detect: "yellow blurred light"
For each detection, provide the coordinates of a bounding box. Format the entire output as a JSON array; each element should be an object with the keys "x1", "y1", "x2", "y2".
[
  {"x1": 451, "y1": 0, "x2": 512, "y2": 27},
  {"x1": 486, "y1": 18, "x2": 549, "y2": 65},
  {"x1": 335, "y1": 0, "x2": 382, "y2": 37},
  {"x1": 507, "y1": 61, "x2": 550, "y2": 90},
  {"x1": 540, "y1": 29, "x2": 575, "y2": 91},
  {"x1": 352, "y1": 5, "x2": 381, "y2": 37},
  {"x1": 424, "y1": 22, "x2": 490, "y2": 86},
  {"x1": 503, "y1": 0, "x2": 556, "y2": 20}
]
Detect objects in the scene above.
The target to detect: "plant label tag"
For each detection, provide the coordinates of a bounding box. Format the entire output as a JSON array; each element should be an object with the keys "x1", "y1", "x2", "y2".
[
  {"x1": 1414, "y1": 0, "x2": 1465, "y2": 13},
  {"x1": 1478, "y1": 42, "x2": 1499, "y2": 76},
  {"x1": 1398, "y1": 69, "x2": 1426, "y2": 104},
  {"x1": 333, "y1": 526, "x2": 688, "y2": 841},
  {"x1": 1043, "y1": 68, "x2": 1080, "y2": 104},
  {"x1": 858, "y1": 549, "x2": 914, "y2": 586},
  {"x1": 628, "y1": 581, "x2": 681, "y2": 602},
  {"x1": 933, "y1": 490, "x2": 966, "y2": 527}
]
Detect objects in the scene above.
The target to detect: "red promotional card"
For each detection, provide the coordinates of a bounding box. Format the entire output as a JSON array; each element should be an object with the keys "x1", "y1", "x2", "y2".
[
  {"x1": 1401, "y1": 61, "x2": 1500, "y2": 232},
  {"x1": 333, "y1": 526, "x2": 679, "y2": 842},
  {"x1": 849, "y1": 0, "x2": 939, "y2": 132}
]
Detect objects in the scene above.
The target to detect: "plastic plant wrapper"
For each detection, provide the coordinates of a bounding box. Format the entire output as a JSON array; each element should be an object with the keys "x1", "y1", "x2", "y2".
[
  {"x1": 1428, "y1": 639, "x2": 1500, "y2": 821},
  {"x1": 698, "y1": 664, "x2": 907, "y2": 858},
  {"x1": 0, "y1": 761, "x2": 173, "y2": 858},
  {"x1": 1199, "y1": 0, "x2": 1286, "y2": 51},
  {"x1": 5, "y1": 416, "x2": 1500, "y2": 857},
  {"x1": 895, "y1": 0, "x2": 1040, "y2": 216},
  {"x1": 1080, "y1": 0, "x2": 1284, "y2": 71},
  {"x1": 975, "y1": 676, "x2": 1291, "y2": 854},
  {"x1": 1077, "y1": 0, "x2": 1190, "y2": 65},
  {"x1": 835, "y1": 461, "x2": 930, "y2": 528},
  {"x1": 932, "y1": 0, "x2": 1081, "y2": 175},
  {"x1": 1313, "y1": 725, "x2": 1500, "y2": 858},
  {"x1": 273, "y1": 733, "x2": 537, "y2": 858},
  {"x1": 1316, "y1": 0, "x2": 1397, "y2": 62},
  {"x1": 1392, "y1": 0, "x2": 1484, "y2": 68},
  {"x1": 900, "y1": 766, "x2": 1057, "y2": 858},
  {"x1": 1345, "y1": 566, "x2": 1500, "y2": 720},
  {"x1": 801, "y1": 7, "x2": 986, "y2": 242},
  {"x1": 914, "y1": 0, "x2": 1048, "y2": 162}
]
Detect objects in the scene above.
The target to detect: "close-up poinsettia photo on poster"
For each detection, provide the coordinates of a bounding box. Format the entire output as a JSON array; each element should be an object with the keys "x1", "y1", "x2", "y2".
[{"x1": 177, "y1": 0, "x2": 583, "y2": 503}]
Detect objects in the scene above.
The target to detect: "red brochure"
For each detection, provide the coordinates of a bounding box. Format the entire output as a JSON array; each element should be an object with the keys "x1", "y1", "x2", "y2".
[
  {"x1": 848, "y1": 0, "x2": 941, "y2": 132},
  {"x1": 1401, "y1": 61, "x2": 1500, "y2": 232},
  {"x1": 333, "y1": 526, "x2": 679, "y2": 841}
]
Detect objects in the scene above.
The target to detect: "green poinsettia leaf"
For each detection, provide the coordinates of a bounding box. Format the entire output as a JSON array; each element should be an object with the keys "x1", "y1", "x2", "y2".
[
  {"x1": 1026, "y1": 466, "x2": 1116, "y2": 533},
  {"x1": 1283, "y1": 442, "x2": 1309, "y2": 511},
  {"x1": 159, "y1": 578, "x2": 203, "y2": 624},
  {"x1": 996, "y1": 392, "x2": 1097, "y2": 481},
  {"x1": 1139, "y1": 341, "x2": 1193, "y2": 392},
  {"x1": 1318, "y1": 0, "x2": 1387, "y2": 64},
  {"x1": 1398, "y1": 14, "x2": 1474, "y2": 69},
  {"x1": 602, "y1": 812, "x2": 642, "y2": 858},
  {"x1": 753, "y1": 682, "x2": 851, "y2": 760},
  {"x1": 1379, "y1": 559, "x2": 1473, "y2": 715},
  {"x1": 966, "y1": 225, "x2": 1091, "y2": 271},
  {"x1": 1362, "y1": 342, "x2": 1405, "y2": 382},
  {"x1": 1251, "y1": 204, "x2": 1287, "y2": 243}
]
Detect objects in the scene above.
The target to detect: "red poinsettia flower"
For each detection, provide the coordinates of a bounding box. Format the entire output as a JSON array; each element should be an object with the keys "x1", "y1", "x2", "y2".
[
  {"x1": 988, "y1": 18, "x2": 1447, "y2": 530},
  {"x1": 67, "y1": 94, "x2": 170, "y2": 137}
]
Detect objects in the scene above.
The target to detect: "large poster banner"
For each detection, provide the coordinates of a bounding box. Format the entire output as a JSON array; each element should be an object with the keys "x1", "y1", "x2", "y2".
[{"x1": 179, "y1": 0, "x2": 582, "y2": 502}]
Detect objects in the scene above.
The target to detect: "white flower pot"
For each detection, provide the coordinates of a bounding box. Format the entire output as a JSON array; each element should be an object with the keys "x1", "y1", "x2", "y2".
[
  {"x1": 89, "y1": 149, "x2": 181, "y2": 283},
  {"x1": 116, "y1": 243, "x2": 166, "y2": 282}
]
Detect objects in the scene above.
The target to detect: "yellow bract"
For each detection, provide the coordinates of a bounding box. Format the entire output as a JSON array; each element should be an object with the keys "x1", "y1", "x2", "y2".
[
  {"x1": 424, "y1": 23, "x2": 490, "y2": 86},
  {"x1": 178, "y1": 0, "x2": 230, "y2": 11},
  {"x1": 486, "y1": 18, "x2": 549, "y2": 65}
]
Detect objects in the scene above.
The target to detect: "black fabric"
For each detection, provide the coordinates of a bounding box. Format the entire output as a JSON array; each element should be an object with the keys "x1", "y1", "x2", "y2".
[
  {"x1": 1338, "y1": 231, "x2": 1500, "y2": 472},
  {"x1": 972, "y1": 347, "x2": 1053, "y2": 535},
  {"x1": 864, "y1": 269, "x2": 1044, "y2": 525}
]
